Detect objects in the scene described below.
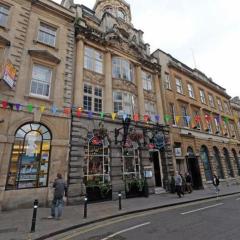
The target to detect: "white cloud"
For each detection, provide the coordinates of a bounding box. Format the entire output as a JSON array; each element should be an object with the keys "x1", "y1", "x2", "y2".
[{"x1": 54, "y1": 0, "x2": 240, "y2": 97}]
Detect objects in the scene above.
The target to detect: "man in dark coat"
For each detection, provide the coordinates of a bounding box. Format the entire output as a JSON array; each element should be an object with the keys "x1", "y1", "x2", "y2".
[{"x1": 48, "y1": 173, "x2": 68, "y2": 220}]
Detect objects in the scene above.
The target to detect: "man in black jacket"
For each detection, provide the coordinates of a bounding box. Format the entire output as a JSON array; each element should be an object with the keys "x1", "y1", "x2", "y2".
[{"x1": 48, "y1": 173, "x2": 68, "y2": 220}]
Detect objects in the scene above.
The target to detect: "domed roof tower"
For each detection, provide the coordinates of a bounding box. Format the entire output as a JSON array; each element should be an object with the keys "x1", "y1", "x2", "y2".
[{"x1": 94, "y1": 0, "x2": 132, "y2": 24}]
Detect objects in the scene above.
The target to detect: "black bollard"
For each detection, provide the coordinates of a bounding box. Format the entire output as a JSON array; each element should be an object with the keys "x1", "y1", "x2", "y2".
[
  {"x1": 30, "y1": 199, "x2": 39, "y2": 233},
  {"x1": 84, "y1": 197, "x2": 88, "y2": 218},
  {"x1": 118, "y1": 192, "x2": 122, "y2": 211}
]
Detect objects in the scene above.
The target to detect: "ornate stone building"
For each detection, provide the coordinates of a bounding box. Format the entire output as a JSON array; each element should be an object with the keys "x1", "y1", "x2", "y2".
[
  {"x1": 153, "y1": 49, "x2": 240, "y2": 189},
  {"x1": 0, "y1": 0, "x2": 75, "y2": 209},
  {"x1": 66, "y1": 0, "x2": 173, "y2": 204}
]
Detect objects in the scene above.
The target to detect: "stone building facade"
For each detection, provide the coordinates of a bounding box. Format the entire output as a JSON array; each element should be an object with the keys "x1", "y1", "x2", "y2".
[
  {"x1": 230, "y1": 97, "x2": 240, "y2": 139},
  {"x1": 66, "y1": 0, "x2": 173, "y2": 204},
  {"x1": 0, "y1": 0, "x2": 239, "y2": 210},
  {"x1": 0, "y1": 0, "x2": 75, "y2": 210},
  {"x1": 153, "y1": 49, "x2": 240, "y2": 189}
]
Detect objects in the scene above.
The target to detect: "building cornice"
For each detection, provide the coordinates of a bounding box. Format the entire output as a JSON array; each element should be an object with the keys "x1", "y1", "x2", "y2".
[{"x1": 32, "y1": 0, "x2": 75, "y2": 22}]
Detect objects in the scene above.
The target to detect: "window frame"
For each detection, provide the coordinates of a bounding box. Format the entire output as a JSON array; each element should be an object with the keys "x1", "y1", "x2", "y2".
[
  {"x1": 83, "y1": 83, "x2": 103, "y2": 113},
  {"x1": 224, "y1": 102, "x2": 230, "y2": 114},
  {"x1": 176, "y1": 78, "x2": 183, "y2": 94},
  {"x1": 217, "y1": 98, "x2": 223, "y2": 111},
  {"x1": 6, "y1": 123, "x2": 52, "y2": 190},
  {"x1": 30, "y1": 63, "x2": 53, "y2": 99},
  {"x1": 187, "y1": 83, "x2": 195, "y2": 99},
  {"x1": 113, "y1": 91, "x2": 136, "y2": 115},
  {"x1": 208, "y1": 94, "x2": 215, "y2": 108},
  {"x1": 199, "y1": 89, "x2": 206, "y2": 104},
  {"x1": 144, "y1": 101, "x2": 157, "y2": 121},
  {"x1": 84, "y1": 46, "x2": 104, "y2": 74},
  {"x1": 0, "y1": 4, "x2": 9, "y2": 28},
  {"x1": 164, "y1": 73, "x2": 171, "y2": 90},
  {"x1": 37, "y1": 22, "x2": 57, "y2": 47},
  {"x1": 181, "y1": 105, "x2": 189, "y2": 127},
  {"x1": 117, "y1": 8, "x2": 126, "y2": 21},
  {"x1": 169, "y1": 103, "x2": 176, "y2": 125},
  {"x1": 112, "y1": 57, "x2": 134, "y2": 82},
  {"x1": 142, "y1": 71, "x2": 153, "y2": 91}
]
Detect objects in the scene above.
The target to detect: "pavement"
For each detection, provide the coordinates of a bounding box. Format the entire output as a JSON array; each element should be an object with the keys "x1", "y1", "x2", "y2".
[{"x1": 0, "y1": 184, "x2": 240, "y2": 240}]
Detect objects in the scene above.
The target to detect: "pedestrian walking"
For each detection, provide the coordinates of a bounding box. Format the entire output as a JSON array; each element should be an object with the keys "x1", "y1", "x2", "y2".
[
  {"x1": 48, "y1": 173, "x2": 68, "y2": 220},
  {"x1": 175, "y1": 171, "x2": 184, "y2": 198},
  {"x1": 212, "y1": 174, "x2": 220, "y2": 194},
  {"x1": 180, "y1": 173, "x2": 186, "y2": 193},
  {"x1": 185, "y1": 172, "x2": 193, "y2": 193}
]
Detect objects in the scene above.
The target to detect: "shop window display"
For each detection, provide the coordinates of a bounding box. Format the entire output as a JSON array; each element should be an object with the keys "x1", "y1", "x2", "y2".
[
  {"x1": 6, "y1": 123, "x2": 51, "y2": 190},
  {"x1": 83, "y1": 131, "x2": 111, "y2": 201}
]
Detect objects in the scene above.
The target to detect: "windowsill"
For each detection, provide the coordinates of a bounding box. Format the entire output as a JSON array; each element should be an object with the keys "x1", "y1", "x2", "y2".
[
  {"x1": 176, "y1": 91, "x2": 184, "y2": 96},
  {"x1": 33, "y1": 39, "x2": 58, "y2": 51},
  {"x1": 165, "y1": 88, "x2": 172, "y2": 91},
  {"x1": 0, "y1": 24, "x2": 9, "y2": 31},
  {"x1": 113, "y1": 77, "x2": 136, "y2": 86},
  {"x1": 24, "y1": 94, "x2": 53, "y2": 103},
  {"x1": 84, "y1": 68, "x2": 104, "y2": 76}
]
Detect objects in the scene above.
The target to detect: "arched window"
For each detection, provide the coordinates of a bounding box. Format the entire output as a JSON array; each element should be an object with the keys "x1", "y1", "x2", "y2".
[
  {"x1": 112, "y1": 57, "x2": 134, "y2": 82},
  {"x1": 223, "y1": 148, "x2": 234, "y2": 178},
  {"x1": 213, "y1": 147, "x2": 224, "y2": 179},
  {"x1": 200, "y1": 146, "x2": 212, "y2": 181},
  {"x1": 232, "y1": 149, "x2": 240, "y2": 176},
  {"x1": 6, "y1": 123, "x2": 52, "y2": 190},
  {"x1": 117, "y1": 8, "x2": 126, "y2": 21}
]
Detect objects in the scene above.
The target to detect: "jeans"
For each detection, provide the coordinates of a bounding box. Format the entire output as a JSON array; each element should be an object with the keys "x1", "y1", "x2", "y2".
[{"x1": 51, "y1": 198, "x2": 64, "y2": 218}]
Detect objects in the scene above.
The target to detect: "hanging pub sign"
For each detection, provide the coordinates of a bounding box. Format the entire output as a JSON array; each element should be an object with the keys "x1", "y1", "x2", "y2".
[
  {"x1": 2, "y1": 60, "x2": 16, "y2": 89},
  {"x1": 153, "y1": 132, "x2": 165, "y2": 149}
]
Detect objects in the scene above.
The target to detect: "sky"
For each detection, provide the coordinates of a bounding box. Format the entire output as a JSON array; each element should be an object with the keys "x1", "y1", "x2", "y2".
[{"x1": 55, "y1": 0, "x2": 240, "y2": 98}]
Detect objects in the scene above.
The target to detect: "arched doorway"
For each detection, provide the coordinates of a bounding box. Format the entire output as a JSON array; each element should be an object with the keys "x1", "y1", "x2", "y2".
[
  {"x1": 200, "y1": 145, "x2": 213, "y2": 181},
  {"x1": 223, "y1": 148, "x2": 234, "y2": 178},
  {"x1": 232, "y1": 149, "x2": 240, "y2": 176},
  {"x1": 213, "y1": 147, "x2": 224, "y2": 179},
  {"x1": 186, "y1": 147, "x2": 202, "y2": 189},
  {"x1": 6, "y1": 123, "x2": 52, "y2": 190}
]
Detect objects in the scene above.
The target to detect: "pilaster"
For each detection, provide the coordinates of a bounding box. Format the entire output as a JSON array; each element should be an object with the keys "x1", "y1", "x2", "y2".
[
  {"x1": 74, "y1": 36, "x2": 85, "y2": 107},
  {"x1": 105, "y1": 51, "x2": 113, "y2": 112},
  {"x1": 136, "y1": 65, "x2": 145, "y2": 118}
]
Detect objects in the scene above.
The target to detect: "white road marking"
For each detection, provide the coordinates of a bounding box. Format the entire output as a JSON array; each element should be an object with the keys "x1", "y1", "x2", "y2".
[
  {"x1": 181, "y1": 203, "x2": 224, "y2": 215},
  {"x1": 236, "y1": 198, "x2": 240, "y2": 201},
  {"x1": 100, "y1": 222, "x2": 151, "y2": 240}
]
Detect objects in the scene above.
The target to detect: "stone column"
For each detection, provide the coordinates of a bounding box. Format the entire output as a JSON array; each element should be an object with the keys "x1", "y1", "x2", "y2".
[
  {"x1": 136, "y1": 65, "x2": 145, "y2": 118},
  {"x1": 154, "y1": 72, "x2": 164, "y2": 124},
  {"x1": 105, "y1": 51, "x2": 113, "y2": 113},
  {"x1": 74, "y1": 35, "x2": 85, "y2": 107}
]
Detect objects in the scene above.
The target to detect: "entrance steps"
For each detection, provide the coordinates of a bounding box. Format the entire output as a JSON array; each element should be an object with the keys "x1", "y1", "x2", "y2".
[{"x1": 154, "y1": 187, "x2": 166, "y2": 194}]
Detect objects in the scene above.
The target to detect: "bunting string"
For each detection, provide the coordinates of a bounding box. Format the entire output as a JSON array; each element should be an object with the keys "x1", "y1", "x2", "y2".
[{"x1": 0, "y1": 99, "x2": 236, "y2": 126}]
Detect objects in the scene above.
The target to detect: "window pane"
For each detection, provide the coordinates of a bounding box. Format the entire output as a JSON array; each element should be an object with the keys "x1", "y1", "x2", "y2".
[
  {"x1": 0, "y1": 5, "x2": 9, "y2": 26},
  {"x1": 38, "y1": 23, "x2": 56, "y2": 46},
  {"x1": 31, "y1": 65, "x2": 52, "y2": 98},
  {"x1": 6, "y1": 123, "x2": 51, "y2": 190}
]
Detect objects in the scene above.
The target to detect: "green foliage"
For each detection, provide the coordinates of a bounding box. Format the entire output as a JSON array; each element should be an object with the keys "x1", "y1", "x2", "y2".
[{"x1": 125, "y1": 178, "x2": 145, "y2": 192}]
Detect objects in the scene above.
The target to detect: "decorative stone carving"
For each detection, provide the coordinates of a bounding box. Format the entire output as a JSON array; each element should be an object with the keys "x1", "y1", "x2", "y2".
[{"x1": 84, "y1": 69, "x2": 105, "y2": 86}]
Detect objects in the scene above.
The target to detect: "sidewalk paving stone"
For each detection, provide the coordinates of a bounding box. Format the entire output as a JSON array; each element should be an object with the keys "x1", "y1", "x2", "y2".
[{"x1": 0, "y1": 185, "x2": 239, "y2": 240}]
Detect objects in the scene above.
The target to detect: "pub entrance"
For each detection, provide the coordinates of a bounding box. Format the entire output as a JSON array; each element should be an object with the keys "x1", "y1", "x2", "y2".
[
  {"x1": 186, "y1": 147, "x2": 202, "y2": 189},
  {"x1": 151, "y1": 151, "x2": 163, "y2": 187}
]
